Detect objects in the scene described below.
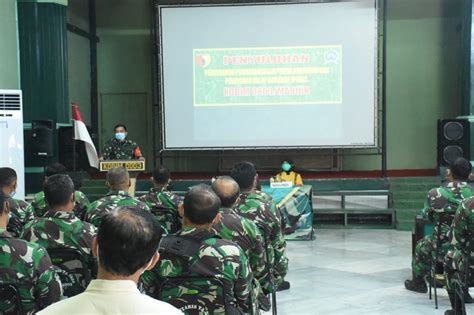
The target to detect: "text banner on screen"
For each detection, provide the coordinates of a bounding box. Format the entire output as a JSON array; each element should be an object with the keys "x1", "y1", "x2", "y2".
[{"x1": 193, "y1": 45, "x2": 343, "y2": 106}]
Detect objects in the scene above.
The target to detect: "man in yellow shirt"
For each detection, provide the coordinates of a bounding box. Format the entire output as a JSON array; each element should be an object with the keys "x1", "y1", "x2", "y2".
[{"x1": 275, "y1": 159, "x2": 303, "y2": 186}]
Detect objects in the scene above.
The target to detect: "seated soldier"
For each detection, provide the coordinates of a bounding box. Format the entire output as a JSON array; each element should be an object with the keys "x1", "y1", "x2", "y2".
[
  {"x1": 0, "y1": 191, "x2": 62, "y2": 314},
  {"x1": 211, "y1": 176, "x2": 271, "y2": 311},
  {"x1": 84, "y1": 166, "x2": 149, "y2": 228},
  {"x1": 142, "y1": 184, "x2": 254, "y2": 314},
  {"x1": 231, "y1": 162, "x2": 290, "y2": 292},
  {"x1": 405, "y1": 158, "x2": 473, "y2": 293},
  {"x1": 28, "y1": 163, "x2": 90, "y2": 219},
  {"x1": 38, "y1": 206, "x2": 182, "y2": 315},
  {"x1": 444, "y1": 196, "x2": 474, "y2": 315},
  {"x1": 0, "y1": 167, "x2": 34, "y2": 237},
  {"x1": 21, "y1": 174, "x2": 96, "y2": 295},
  {"x1": 139, "y1": 165, "x2": 182, "y2": 232},
  {"x1": 274, "y1": 159, "x2": 303, "y2": 186}
]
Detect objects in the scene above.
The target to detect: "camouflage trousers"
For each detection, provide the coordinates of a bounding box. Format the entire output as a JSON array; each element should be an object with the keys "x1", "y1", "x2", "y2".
[
  {"x1": 412, "y1": 235, "x2": 453, "y2": 278},
  {"x1": 444, "y1": 249, "x2": 474, "y2": 298},
  {"x1": 259, "y1": 245, "x2": 286, "y2": 294}
]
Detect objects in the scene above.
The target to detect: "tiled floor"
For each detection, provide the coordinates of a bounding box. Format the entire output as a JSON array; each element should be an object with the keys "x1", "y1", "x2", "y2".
[{"x1": 267, "y1": 229, "x2": 474, "y2": 315}]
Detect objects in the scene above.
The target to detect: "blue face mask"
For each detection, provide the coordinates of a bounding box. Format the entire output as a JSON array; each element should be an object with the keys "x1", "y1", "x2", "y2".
[
  {"x1": 282, "y1": 162, "x2": 292, "y2": 172},
  {"x1": 10, "y1": 191, "x2": 16, "y2": 198},
  {"x1": 115, "y1": 132, "x2": 126, "y2": 141}
]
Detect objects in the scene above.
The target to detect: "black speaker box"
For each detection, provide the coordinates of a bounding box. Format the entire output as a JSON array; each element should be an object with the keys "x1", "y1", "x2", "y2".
[
  {"x1": 437, "y1": 119, "x2": 470, "y2": 166},
  {"x1": 31, "y1": 120, "x2": 55, "y2": 157},
  {"x1": 58, "y1": 126, "x2": 90, "y2": 171}
]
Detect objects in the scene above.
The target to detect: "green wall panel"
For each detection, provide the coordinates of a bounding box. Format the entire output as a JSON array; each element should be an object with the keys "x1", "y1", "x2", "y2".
[
  {"x1": 18, "y1": 2, "x2": 69, "y2": 124},
  {"x1": 0, "y1": 0, "x2": 20, "y2": 89}
]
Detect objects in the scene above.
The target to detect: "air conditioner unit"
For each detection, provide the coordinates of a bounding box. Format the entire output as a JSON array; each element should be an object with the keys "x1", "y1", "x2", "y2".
[{"x1": 0, "y1": 90, "x2": 25, "y2": 199}]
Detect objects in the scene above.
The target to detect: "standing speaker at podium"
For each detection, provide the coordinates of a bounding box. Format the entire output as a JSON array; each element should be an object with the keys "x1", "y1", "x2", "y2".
[{"x1": 100, "y1": 124, "x2": 143, "y2": 160}]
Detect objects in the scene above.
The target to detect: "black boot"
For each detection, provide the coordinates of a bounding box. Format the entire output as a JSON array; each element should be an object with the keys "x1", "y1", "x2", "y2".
[
  {"x1": 445, "y1": 306, "x2": 463, "y2": 315},
  {"x1": 258, "y1": 294, "x2": 271, "y2": 312},
  {"x1": 276, "y1": 280, "x2": 290, "y2": 291},
  {"x1": 447, "y1": 293, "x2": 463, "y2": 315},
  {"x1": 404, "y1": 277, "x2": 427, "y2": 293}
]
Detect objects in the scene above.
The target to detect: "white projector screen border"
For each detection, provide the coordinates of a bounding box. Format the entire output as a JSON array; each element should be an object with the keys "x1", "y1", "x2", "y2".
[{"x1": 156, "y1": 0, "x2": 380, "y2": 150}]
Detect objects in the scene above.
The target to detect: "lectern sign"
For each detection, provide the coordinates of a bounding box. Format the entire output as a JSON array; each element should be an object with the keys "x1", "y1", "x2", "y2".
[{"x1": 99, "y1": 160, "x2": 145, "y2": 172}]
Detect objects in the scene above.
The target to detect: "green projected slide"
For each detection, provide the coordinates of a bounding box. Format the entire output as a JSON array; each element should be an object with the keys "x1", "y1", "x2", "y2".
[{"x1": 193, "y1": 46, "x2": 342, "y2": 107}]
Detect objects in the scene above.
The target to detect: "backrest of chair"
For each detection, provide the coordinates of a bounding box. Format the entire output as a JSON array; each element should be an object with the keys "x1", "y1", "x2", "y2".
[
  {"x1": 157, "y1": 276, "x2": 228, "y2": 315},
  {"x1": 0, "y1": 283, "x2": 24, "y2": 315},
  {"x1": 47, "y1": 248, "x2": 91, "y2": 297},
  {"x1": 150, "y1": 206, "x2": 180, "y2": 233}
]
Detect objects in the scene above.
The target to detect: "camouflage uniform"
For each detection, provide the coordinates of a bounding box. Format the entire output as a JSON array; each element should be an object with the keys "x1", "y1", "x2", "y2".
[
  {"x1": 139, "y1": 187, "x2": 181, "y2": 210},
  {"x1": 142, "y1": 227, "x2": 254, "y2": 313},
  {"x1": 21, "y1": 211, "x2": 97, "y2": 296},
  {"x1": 412, "y1": 181, "x2": 473, "y2": 279},
  {"x1": 84, "y1": 190, "x2": 150, "y2": 228},
  {"x1": 139, "y1": 188, "x2": 182, "y2": 233},
  {"x1": 29, "y1": 190, "x2": 90, "y2": 220},
  {"x1": 235, "y1": 192, "x2": 288, "y2": 291},
  {"x1": 212, "y1": 207, "x2": 268, "y2": 296},
  {"x1": 0, "y1": 228, "x2": 62, "y2": 314},
  {"x1": 255, "y1": 190, "x2": 281, "y2": 221},
  {"x1": 6, "y1": 196, "x2": 34, "y2": 237},
  {"x1": 102, "y1": 138, "x2": 141, "y2": 160},
  {"x1": 255, "y1": 189, "x2": 287, "y2": 231},
  {"x1": 21, "y1": 211, "x2": 96, "y2": 264},
  {"x1": 444, "y1": 196, "x2": 474, "y2": 305}
]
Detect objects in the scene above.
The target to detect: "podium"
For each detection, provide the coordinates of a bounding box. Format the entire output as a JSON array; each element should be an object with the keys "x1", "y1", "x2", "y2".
[{"x1": 99, "y1": 160, "x2": 145, "y2": 197}]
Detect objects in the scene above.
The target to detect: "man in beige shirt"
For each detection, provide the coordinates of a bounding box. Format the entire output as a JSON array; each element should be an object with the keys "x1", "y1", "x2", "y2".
[{"x1": 38, "y1": 206, "x2": 182, "y2": 315}]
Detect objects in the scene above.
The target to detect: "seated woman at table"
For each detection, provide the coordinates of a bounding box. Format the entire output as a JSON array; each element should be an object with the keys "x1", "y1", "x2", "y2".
[{"x1": 274, "y1": 159, "x2": 304, "y2": 186}]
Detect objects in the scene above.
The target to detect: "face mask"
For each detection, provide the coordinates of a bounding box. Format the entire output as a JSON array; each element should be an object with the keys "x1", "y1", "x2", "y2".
[
  {"x1": 282, "y1": 162, "x2": 292, "y2": 172},
  {"x1": 10, "y1": 191, "x2": 16, "y2": 198},
  {"x1": 115, "y1": 132, "x2": 126, "y2": 141}
]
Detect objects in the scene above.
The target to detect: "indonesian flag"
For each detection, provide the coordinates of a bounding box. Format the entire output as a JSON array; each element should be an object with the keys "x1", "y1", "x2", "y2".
[{"x1": 72, "y1": 103, "x2": 99, "y2": 168}]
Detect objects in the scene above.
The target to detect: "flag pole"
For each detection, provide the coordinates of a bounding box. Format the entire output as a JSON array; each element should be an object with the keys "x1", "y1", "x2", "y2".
[{"x1": 72, "y1": 103, "x2": 77, "y2": 172}]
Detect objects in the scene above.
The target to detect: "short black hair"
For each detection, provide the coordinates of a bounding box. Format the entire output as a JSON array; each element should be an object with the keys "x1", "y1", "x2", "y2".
[
  {"x1": 0, "y1": 190, "x2": 6, "y2": 216},
  {"x1": 107, "y1": 167, "x2": 129, "y2": 187},
  {"x1": 45, "y1": 163, "x2": 67, "y2": 177},
  {"x1": 0, "y1": 167, "x2": 17, "y2": 188},
  {"x1": 114, "y1": 124, "x2": 127, "y2": 132},
  {"x1": 153, "y1": 165, "x2": 170, "y2": 185},
  {"x1": 184, "y1": 184, "x2": 221, "y2": 225},
  {"x1": 449, "y1": 158, "x2": 472, "y2": 181},
  {"x1": 211, "y1": 176, "x2": 240, "y2": 208},
  {"x1": 230, "y1": 162, "x2": 257, "y2": 191},
  {"x1": 43, "y1": 174, "x2": 75, "y2": 209},
  {"x1": 97, "y1": 206, "x2": 162, "y2": 276}
]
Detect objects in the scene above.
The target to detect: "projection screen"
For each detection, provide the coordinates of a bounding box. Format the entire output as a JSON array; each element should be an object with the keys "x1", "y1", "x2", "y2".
[{"x1": 158, "y1": 0, "x2": 378, "y2": 149}]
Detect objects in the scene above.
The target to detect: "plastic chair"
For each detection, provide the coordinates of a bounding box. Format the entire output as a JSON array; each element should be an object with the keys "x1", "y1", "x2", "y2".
[
  {"x1": 428, "y1": 215, "x2": 447, "y2": 309},
  {"x1": 47, "y1": 248, "x2": 92, "y2": 298},
  {"x1": 261, "y1": 230, "x2": 278, "y2": 315},
  {"x1": 0, "y1": 282, "x2": 24, "y2": 315}
]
